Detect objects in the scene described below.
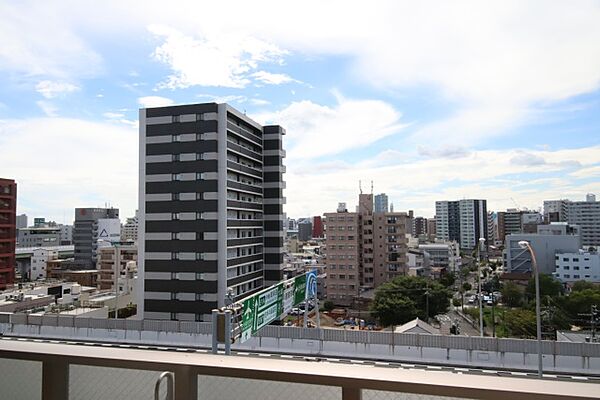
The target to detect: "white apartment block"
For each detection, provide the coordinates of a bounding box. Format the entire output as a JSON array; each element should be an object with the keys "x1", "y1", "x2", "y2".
[
  {"x1": 554, "y1": 252, "x2": 600, "y2": 284},
  {"x1": 30, "y1": 248, "x2": 58, "y2": 280}
]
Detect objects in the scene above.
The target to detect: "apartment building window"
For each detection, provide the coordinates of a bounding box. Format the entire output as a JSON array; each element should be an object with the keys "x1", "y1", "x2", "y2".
[
  {"x1": 172, "y1": 115, "x2": 180, "y2": 123},
  {"x1": 171, "y1": 272, "x2": 178, "y2": 280},
  {"x1": 196, "y1": 113, "x2": 205, "y2": 121},
  {"x1": 339, "y1": 274, "x2": 346, "y2": 279},
  {"x1": 172, "y1": 173, "x2": 182, "y2": 181},
  {"x1": 195, "y1": 314, "x2": 202, "y2": 322},
  {"x1": 196, "y1": 253, "x2": 205, "y2": 261},
  {"x1": 574, "y1": 275, "x2": 580, "y2": 279},
  {"x1": 574, "y1": 266, "x2": 580, "y2": 270},
  {"x1": 196, "y1": 212, "x2": 203, "y2": 220},
  {"x1": 172, "y1": 213, "x2": 180, "y2": 220},
  {"x1": 170, "y1": 312, "x2": 177, "y2": 321},
  {"x1": 196, "y1": 153, "x2": 204, "y2": 160},
  {"x1": 172, "y1": 193, "x2": 180, "y2": 201},
  {"x1": 171, "y1": 292, "x2": 177, "y2": 300},
  {"x1": 195, "y1": 293, "x2": 203, "y2": 301},
  {"x1": 564, "y1": 266, "x2": 570, "y2": 270},
  {"x1": 196, "y1": 172, "x2": 205, "y2": 180},
  {"x1": 171, "y1": 252, "x2": 179, "y2": 260},
  {"x1": 171, "y1": 232, "x2": 179, "y2": 240},
  {"x1": 195, "y1": 272, "x2": 203, "y2": 280},
  {"x1": 330, "y1": 274, "x2": 336, "y2": 279},
  {"x1": 173, "y1": 134, "x2": 181, "y2": 142}
]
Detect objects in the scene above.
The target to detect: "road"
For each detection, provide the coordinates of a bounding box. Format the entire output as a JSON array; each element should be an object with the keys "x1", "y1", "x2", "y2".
[{"x1": 437, "y1": 308, "x2": 481, "y2": 336}]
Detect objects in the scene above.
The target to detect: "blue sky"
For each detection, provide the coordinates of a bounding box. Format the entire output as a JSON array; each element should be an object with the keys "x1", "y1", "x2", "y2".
[{"x1": 1, "y1": 1, "x2": 600, "y2": 223}]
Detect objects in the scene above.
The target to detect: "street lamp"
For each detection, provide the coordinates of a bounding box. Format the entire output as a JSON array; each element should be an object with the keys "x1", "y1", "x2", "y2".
[
  {"x1": 477, "y1": 237, "x2": 486, "y2": 337},
  {"x1": 518, "y1": 240, "x2": 543, "y2": 379}
]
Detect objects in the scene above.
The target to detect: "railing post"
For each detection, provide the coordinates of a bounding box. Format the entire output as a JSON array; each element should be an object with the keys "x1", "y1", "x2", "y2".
[
  {"x1": 42, "y1": 358, "x2": 69, "y2": 400},
  {"x1": 224, "y1": 309, "x2": 232, "y2": 355},
  {"x1": 212, "y1": 309, "x2": 219, "y2": 354},
  {"x1": 342, "y1": 387, "x2": 362, "y2": 400},
  {"x1": 174, "y1": 365, "x2": 197, "y2": 399}
]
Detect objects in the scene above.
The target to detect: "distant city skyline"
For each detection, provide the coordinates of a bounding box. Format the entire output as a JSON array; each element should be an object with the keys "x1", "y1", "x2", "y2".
[{"x1": 1, "y1": 2, "x2": 600, "y2": 222}]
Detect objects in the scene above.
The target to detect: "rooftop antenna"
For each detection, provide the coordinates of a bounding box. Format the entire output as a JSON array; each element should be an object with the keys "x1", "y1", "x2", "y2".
[
  {"x1": 371, "y1": 180, "x2": 373, "y2": 194},
  {"x1": 359, "y1": 180, "x2": 362, "y2": 194}
]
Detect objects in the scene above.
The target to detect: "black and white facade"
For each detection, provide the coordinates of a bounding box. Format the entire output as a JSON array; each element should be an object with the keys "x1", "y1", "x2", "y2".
[
  {"x1": 436, "y1": 199, "x2": 487, "y2": 251},
  {"x1": 138, "y1": 103, "x2": 285, "y2": 321}
]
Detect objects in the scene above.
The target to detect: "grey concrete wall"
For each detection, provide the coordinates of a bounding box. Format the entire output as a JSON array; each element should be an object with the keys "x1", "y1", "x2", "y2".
[{"x1": 1, "y1": 318, "x2": 599, "y2": 375}]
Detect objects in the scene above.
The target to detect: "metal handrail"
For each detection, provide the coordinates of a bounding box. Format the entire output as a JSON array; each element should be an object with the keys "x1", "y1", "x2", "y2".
[{"x1": 154, "y1": 371, "x2": 174, "y2": 400}]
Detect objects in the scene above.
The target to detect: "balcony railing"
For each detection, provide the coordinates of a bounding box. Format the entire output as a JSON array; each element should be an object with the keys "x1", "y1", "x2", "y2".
[{"x1": 0, "y1": 338, "x2": 597, "y2": 400}]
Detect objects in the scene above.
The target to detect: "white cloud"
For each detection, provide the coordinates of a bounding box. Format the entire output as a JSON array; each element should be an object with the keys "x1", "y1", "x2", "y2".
[
  {"x1": 103, "y1": 112, "x2": 137, "y2": 127},
  {"x1": 137, "y1": 96, "x2": 174, "y2": 108},
  {"x1": 249, "y1": 98, "x2": 270, "y2": 106},
  {"x1": 0, "y1": 2, "x2": 102, "y2": 79},
  {"x1": 36, "y1": 101, "x2": 58, "y2": 117},
  {"x1": 253, "y1": 94, "x2": 406, "y2": 160},
  {"x1": 196, "y1": 94, "x2": 247, "y2": 104},
  {"x1": 149, "y1": 24, "x2": 286, "y2": 89},
  {"x1": 35, "y1": 80, "x2": 79, "y2": 98},
  {"x1": 251, "y1": 71, "x2": 299, "y2": 85},
  {"x1": 569, "y1": 165, "x2": 600, "y2": 179},
  {"x1": 0, "y1": 118, "x2": 138, "y2": 223},
  {"x1": 103, "y1": 112, "x2": 125, "y2": 119},
  {"x1": 282, "y1": 145, "x2": 600, "y2": 218}
]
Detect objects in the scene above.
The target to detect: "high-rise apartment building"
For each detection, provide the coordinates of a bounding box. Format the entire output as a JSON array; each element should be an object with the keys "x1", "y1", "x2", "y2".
[
  {"x1": 0, "y1": 178, "x2": 16, "y2": 289},
  {"x1": 138, "y1": 102, "x2": 285, "y2": 321},
  {"x1": 412, "y1": 216, "x2": 427, "y2": 236},
  {"x1": 543, "y1": 195, "x2": 600, "y2": 246},
  {"x1": 324, "y1": 210, "x2": 360, "y2": 305},
  {"x1": 373, "y1": 211, "x2": 409, "y2": 287},
  {"x1": 312, "y1": 216, "x2": 324, "y2": 238},
  {"x1": 436, "y1": 199, "x2": 487, "y2": 251},
  {"x1": 298, "y1": 220, "x2": 312, "y2": 241},
  {"x1": 374, "y1": 193, "x2": 388, "y2": 213},
  {"x1": 73, "y1": 208, "x2": 120, "y2": 268},
  {"x1": 324, "y1": 192, "x2": 408, "y2": 306},
  {"x1": 16, "y1": 214, "x2": 27, "y2": 230},
  {"x1": 122, "y1": 210, "x2": 139, "y2": 243},
  {"x1": 496, "y1": 209, "x2": 543, "y2": 244}
]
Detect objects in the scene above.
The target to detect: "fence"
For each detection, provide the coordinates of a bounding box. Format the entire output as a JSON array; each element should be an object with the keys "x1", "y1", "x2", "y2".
[{"x1": 3, "y1": 313, "x2": 600, "y2": 358}]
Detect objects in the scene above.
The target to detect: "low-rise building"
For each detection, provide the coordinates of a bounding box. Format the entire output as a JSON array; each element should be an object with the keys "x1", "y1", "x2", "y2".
[
  {"x1": 96, "y1": 244, "x2": 137, "y2": 291},
  {"x1": 418, "y1": 242, "x2": 461, "y2": 273},
  {"x1": 503, "y1": 223, "x2": 581, "y2": 275},
  {"x1": 554, "y1": 251, "x2": 600, "y2": 284},
  {"x1": 30, "y1": 248, "x2": 58, "y2": 280},
  {"x1": 17, "y1": 226, "x2": 61, "y2": 248}
]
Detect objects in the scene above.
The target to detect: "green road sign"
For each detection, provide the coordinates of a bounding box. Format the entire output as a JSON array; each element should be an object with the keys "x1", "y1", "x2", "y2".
[{"x1": 239, "y1": 270, "x2": 316, "y2": 343}]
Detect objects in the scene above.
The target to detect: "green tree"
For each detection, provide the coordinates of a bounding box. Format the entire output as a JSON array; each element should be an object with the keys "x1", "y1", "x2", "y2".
[
  {"x1": 501, "y1": 282, "x2": 523, "y2": 307},
  {"x1": 370, "y1": 276, "x2": 452, "y2": 326},
  {"x1": 571, "y1": 281, "x2": 596, "y2": 292},
  {"x1": 526, "y1": 274, "x2": 563, "y2": 300},
  {"x1": 439, "y1": 272, "x2": 456, "y2": 288},
  {"x1": 462, "y1": 282, "x2": 472, "y2": 292},
  {"x1": 370, "y1": 295, "x2": 417, "y2": 327},
  {"x1": 503, "y1": 309, "x2": 537, "y2": 338},
  {"x1": 559, "y1": 289, "x2": 600, "y2": 328}
]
